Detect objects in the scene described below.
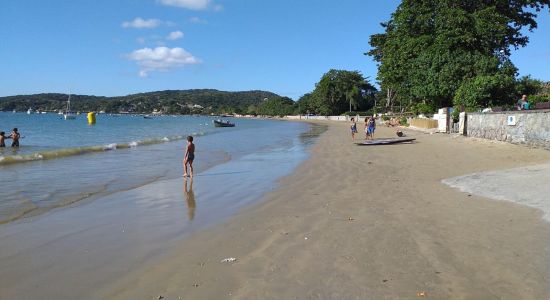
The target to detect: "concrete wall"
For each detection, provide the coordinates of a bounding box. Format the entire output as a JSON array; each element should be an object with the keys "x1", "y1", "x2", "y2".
[
  {"x1": 467, "y1": 110, "x2": 550, "y2": 148},
  {"x1": 285, "y1": 115, "x2": 350, "y2": 122}
]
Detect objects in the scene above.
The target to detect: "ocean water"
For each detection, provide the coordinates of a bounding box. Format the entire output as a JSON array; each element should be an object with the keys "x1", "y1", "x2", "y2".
[{"x1": 0, "y1": 112, "x2": 314, "y2": 224}]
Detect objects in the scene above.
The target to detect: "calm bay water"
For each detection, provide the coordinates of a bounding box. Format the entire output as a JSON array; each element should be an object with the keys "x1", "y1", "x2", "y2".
[{"x1": 0, "y1": 112, "x2": 314, "y2": 224}]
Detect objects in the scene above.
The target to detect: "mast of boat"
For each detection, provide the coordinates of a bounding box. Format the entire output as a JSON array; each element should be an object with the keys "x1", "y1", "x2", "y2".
[{"x1": 66, "y1": 93, "x2": 71, "y2": 112}]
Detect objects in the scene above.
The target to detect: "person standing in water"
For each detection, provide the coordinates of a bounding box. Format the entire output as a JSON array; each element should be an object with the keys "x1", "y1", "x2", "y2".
[
  {"x1": 8, "y1": 128, "x2": 20, "y2": 147},
  {"x1": 183, "y1": 136, "x2": 195, "y2": 178}
]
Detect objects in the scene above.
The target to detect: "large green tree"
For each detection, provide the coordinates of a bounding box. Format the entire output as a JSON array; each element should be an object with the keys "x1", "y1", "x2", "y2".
[
  {"x1": 257, "y1": 96, "x2": 296, "y2": 116},
  {"x1": 298, "y1": 69, "x2": 377, "y2": 115},
  {"x1": 368, "y1": 0, "x2": 549, "y2": 111}
]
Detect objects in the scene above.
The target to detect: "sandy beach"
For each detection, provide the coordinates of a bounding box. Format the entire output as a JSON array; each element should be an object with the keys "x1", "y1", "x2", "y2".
[{"x1": 91, "y1": 121, "x2": 550, "y2": 299}]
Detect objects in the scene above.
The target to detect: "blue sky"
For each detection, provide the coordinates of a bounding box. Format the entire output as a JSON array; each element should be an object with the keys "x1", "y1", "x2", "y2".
[{"x1": 1, "y1": 0, "x2": 549, "y2": 99}]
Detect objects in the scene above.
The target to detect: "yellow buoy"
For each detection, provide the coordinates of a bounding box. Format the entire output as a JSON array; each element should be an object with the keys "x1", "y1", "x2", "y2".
[{"x1": 87, "y1": 112, "x2": 96, "y2": 124}]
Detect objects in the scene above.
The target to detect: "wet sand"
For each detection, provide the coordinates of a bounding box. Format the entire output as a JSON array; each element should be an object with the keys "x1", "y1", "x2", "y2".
[{"x1": 96, "y1": 122, "x2": 550, "y2": 299}]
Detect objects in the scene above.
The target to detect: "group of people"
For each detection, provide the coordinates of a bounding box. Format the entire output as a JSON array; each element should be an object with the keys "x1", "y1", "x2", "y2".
[
  {"x1": 350, "y1": 116, "x2": 376, "y2": 140},
  {"x1": 0, "y1": 128, "x2": 20, "y2": 148}
]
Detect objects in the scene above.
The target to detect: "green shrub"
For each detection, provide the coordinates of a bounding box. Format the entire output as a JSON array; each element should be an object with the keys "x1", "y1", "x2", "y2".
[
  {"x1": 411, "y1": 102, "x2": 435, "y2": 115},
  {"x1": 451, "y1": 109, "x2": 460, "y2": 122},
  {"x1": 341, "y1": 110, "x2": 374, "y2": 116},
  {"x1": 399, "y1": 117, "x2": 408, "y2": 125},
  {"x1": 528, "y1": 94, "x2": 550, "y2": 105}
]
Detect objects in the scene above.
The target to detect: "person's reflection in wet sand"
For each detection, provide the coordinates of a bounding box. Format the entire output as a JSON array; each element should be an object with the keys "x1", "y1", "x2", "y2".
[{"x1": 184, "y1": 178, "x2": 196, "y2": 221}]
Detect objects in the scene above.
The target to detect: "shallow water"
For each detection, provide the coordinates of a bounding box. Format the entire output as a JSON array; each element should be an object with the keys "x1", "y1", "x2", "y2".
[
  {"x1": 0, "y1": 114, "x2": 326, "y2": 299},
  {"x1": 0, "y1": 112, "x2": 314, "y2": 223}
]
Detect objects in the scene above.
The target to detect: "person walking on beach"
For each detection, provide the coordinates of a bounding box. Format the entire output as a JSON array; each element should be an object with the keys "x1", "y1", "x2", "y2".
[
  {"x1": 350, "y1": 118, "x2": 358, "y2": 140},
  {"x1": 367, "y1": 116, "x2": 376, "y2": 139},
  {"x1": 183, "y1": 136, "x2": 195, "y2": 178},
  {"x1": 8, "y1": 128, "x2": 20, "y2": 147},
  {"x1": 364, "y1": 117, "x2": 370, "y2": 139},
  {"x1": 0, "y1": 131, "x2": 6, "y2": 147}
]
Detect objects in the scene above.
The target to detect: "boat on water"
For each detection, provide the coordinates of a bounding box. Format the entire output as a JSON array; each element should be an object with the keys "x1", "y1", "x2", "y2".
[
  {"x1": 63, "y1": 94, "x2": 77, "y2": 120},
  {"x1": 27, "y1": 108, "x2": 33, "y2": 114},
  {"x1": 213, "y1": 119, "x2": 235, "y2": 127}
]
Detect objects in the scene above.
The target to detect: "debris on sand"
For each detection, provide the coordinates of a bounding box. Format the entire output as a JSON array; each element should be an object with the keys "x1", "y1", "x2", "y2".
[{"x1": 417, "y1": 291, "x2": 427, "y2": 297}]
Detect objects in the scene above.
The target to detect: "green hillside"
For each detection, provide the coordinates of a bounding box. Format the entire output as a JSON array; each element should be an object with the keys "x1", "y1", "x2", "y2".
[{"x1": 0, "y1": 89, "x2": 280, "y2": 114}]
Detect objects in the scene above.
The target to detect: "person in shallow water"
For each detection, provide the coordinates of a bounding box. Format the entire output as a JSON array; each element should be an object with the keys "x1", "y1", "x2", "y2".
[
  {"x1": 183, "y1": 135, "x2": 195, "y2": 178},
  {"x1": 0, "y1": 131, "x2": 6, "y2": 147},
  {"x1": 8, "y1": 128, "x2": 20, "y2": 147}
]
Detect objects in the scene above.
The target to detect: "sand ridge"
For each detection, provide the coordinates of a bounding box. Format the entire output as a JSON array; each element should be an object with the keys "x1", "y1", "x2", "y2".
[{"x1": 99, "y1": 121, "x2": 550, "y2": 299}]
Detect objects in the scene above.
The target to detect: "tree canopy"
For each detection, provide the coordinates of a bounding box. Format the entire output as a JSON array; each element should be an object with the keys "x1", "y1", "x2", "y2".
[
  {"x1": 368, "y1": 0, "x2": 550, "y2": 111},
  {"x1": 296, "y1": 69, "x2": 377, "y2": 115},
  {"x1": 256, "y1": 96, "x2": 296, "y2": 116}
]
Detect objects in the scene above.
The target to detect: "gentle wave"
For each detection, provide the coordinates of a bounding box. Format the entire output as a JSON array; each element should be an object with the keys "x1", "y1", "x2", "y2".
[{"x1": 0, "y1": 133, "x2": 205, "y2": 166}]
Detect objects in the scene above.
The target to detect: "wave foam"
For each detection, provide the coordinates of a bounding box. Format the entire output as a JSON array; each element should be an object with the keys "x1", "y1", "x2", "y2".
[{"x1": 0, "y1": 134, "x2": 193, "y2": 166}]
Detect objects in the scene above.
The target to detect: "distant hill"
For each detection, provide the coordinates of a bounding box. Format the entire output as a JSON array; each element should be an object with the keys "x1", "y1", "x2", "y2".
[{"x1": 0, "y1": 89, "x2": 280, "y2": 114}]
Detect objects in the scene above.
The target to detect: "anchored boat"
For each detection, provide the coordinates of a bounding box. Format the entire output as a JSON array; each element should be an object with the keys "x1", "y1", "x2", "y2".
[
  {"x1": 213, "y1": 119, "x2": 235, "y2": 127},
  {"x1": 63, "y1": 94, "x2": 76, "y2": 120}
]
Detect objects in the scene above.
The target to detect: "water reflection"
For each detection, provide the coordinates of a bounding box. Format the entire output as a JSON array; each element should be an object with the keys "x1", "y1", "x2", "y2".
[
  {"x1": 299, "y1": 124, "x2": 327, "y2": 146},
  {"x1": 183, "y1": 178, "x2": 196, "y2": 221}
]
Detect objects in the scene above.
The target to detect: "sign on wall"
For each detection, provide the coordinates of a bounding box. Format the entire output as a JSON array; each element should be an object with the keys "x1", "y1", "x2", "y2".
[{"x1": 507, "y1": 115, "x2": 517, "y2": 126}]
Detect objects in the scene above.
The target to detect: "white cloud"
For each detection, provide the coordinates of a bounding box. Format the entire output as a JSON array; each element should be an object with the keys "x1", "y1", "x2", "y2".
[
  {"x1": 167, "y1": 30, "x2": 184, "y2": 40},
  {"x1": 158, "y1": 0, "x2": 220, "y2": 10},
  {"x1": 122, "y1": 17, "x2": 162, "y2": 29},
  {"x1": 126, "y1": 47, "x2": 201, "y2": 77},
  {"x1": 189, "y1": 16, "x2": 208, "y2": 24}
]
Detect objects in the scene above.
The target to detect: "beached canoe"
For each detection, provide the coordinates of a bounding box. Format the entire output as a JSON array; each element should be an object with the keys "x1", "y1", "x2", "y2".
[{"x1": 356, "y1": 138, "x2": 415, "y2": 146}]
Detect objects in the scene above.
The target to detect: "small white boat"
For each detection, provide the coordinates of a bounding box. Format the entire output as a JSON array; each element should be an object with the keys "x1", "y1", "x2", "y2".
[
  {"x1": 27, "y1": 108, "x2": 33, "y2": 114},
  {"x1": 12, "y1": 109, "x2": 16, "y2": 113},
  {"x1": 63, "y1": 94, "x2": 76, "y2": 120}
]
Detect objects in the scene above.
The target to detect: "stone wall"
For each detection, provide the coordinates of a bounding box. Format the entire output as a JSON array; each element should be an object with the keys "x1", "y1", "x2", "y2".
[{"x1": 467, "y1": 110, "x2": 550, "y2": 148}]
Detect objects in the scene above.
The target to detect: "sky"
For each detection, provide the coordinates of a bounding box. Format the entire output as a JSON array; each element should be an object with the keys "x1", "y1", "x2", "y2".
[{"x1": 1, "y1": 0, "x2": 549, "y2": 99}]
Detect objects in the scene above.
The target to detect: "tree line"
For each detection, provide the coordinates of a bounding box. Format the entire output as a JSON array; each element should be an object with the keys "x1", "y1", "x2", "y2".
[
  {"x1": 4, "y1": 2, "x2": 549, "y2": 117},
  {"x1": 367, "y1": 0, "x2": 550, "y2": 113},
  {"x1": 261, "y1": 1, "x2": 550, "y2": 117},
  {"x1": 0, "y1": 90, "x2": 280, "y2": 115}
]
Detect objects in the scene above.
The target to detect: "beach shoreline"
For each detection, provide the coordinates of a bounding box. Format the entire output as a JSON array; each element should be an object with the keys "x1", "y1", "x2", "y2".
[
  {"x1": 95, "y1": 121, "x2": 550, "y2": 299},
  {"x1": 0, "y1": 120, "x2": 322, "y2": 300},
  {"x1": 3, "y1": 120, "x2": 550, "y2": 299}
]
